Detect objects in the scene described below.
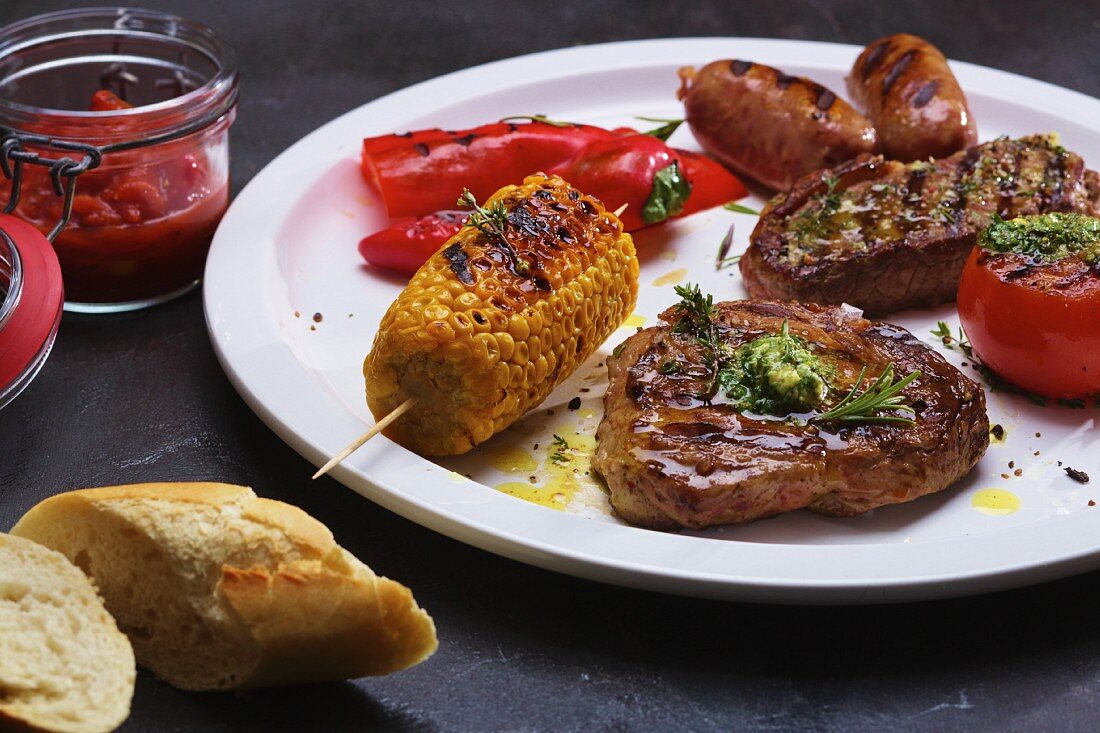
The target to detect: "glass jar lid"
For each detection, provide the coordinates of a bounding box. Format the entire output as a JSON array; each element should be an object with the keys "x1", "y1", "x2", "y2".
[{"x1": 0, "y1": 212, "x2": 63, "y2": 409}]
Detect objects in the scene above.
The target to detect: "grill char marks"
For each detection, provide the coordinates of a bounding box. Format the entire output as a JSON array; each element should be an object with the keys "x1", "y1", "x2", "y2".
[
  {"x1": 860, "y1": 40, "x2": 890, "y2": 80},
  {"x1": 1042, "y1": 152, "x2": 1070, "y2": 209},
  {"x1": 881, "y1": 49, "x2": 917, "y2": 94},
  {"x1": 741, "y1": 135, "x2": 1100, "y2": 315},
  {"x1": 678, "y1": 59, "x2": 877, "y2": 190},
  {"x1": 847, "y1": 33, "x2": 978, "y2": 161},
  {"x1": 592, "y1": 300, "x2": 989, "y2": 530},
  {"x1": 444, "y1": 242, "x2": 474, "y2": 285},
  {"x1": 730, "y1": 59, "x2": 752, "y2": 76},
  {"x1": 775, "y1": 73, "x2": 798, "y2": 90},
  {"x1": 459, "y1": 183, "x2": 623, "y2": 301},
  {"x1": 911, "y1": 80, "x2": 939, "y2": 108}
]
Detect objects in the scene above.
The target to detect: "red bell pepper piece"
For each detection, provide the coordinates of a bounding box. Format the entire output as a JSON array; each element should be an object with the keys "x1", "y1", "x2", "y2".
[
  {"x1": 553, "y1": 133, "x2": 690, "y2": 232},
  {"x1": 357, "y1": 120, "x2": 750, "y2": 277},
  {"x1": 676, "y1": 148, "x2": 748, "y2": 216},
  {"x1": 361, "y1": 121, "x2": 616, "y2": 218},
  {"x1": 358, "y1": 210, "x2": 466, "y2": 276}
]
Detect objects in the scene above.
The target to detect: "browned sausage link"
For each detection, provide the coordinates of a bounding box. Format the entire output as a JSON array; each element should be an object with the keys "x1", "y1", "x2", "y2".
[
  {"x1": 678, "y1": 60, "x2": 878, "y2": 191},
  {"x1": 847, "y1": 34, "x2": 978, "y2": 162}
]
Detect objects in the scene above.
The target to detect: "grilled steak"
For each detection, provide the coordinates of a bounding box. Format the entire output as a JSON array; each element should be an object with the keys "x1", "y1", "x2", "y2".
[
  {"x1": 593, "y1": 300, "x2": 988, "y2": 530},
  {"x1": 741, "y1": 134, "x2": 1100, "y2": 315}
]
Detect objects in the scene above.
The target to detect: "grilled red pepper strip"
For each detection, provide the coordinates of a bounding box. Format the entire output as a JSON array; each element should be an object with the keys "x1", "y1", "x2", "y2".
[
  {"x1": 361, "y1": 121, "x2": 616, "y2": 218},
  {"x1": 358, "y1": 143, "x2": 750, "y2": 276},
  {"x1": 553, "y1": 133, "x2": 690, "y2": 231},
  {"x1": 357, "y1": 210, "x2": 466, "y2": 276},
  {"x1": 676, "y1": 148, "x2": 748, "y2": 216}
]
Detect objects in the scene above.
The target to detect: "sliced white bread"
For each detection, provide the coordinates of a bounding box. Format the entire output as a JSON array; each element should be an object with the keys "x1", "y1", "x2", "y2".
[
  {"x1": 0, "y1": 533, "x2": 134, "y2": 733},
  {"x1": 11, "y1": 482, "x2": 437, "y2": 691}
]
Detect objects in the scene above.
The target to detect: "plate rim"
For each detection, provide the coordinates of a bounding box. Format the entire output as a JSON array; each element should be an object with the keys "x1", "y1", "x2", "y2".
[{"x1": 204, "y1": 36, "x2": 1100, "y2": 604}]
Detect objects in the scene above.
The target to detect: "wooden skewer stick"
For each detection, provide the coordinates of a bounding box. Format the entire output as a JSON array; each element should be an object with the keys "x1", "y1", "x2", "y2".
[
  {"x1": 613, "y1": 203, "x2": 629, "y2": 217},
  {"x1": 312, "y1": 396, "x2": 418, "y2": 479}
]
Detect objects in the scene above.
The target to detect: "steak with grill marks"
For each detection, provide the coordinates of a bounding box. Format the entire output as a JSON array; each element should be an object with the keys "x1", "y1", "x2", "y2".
[
  {"x1": 741, "y1": 135, "x2": 1100, "y2": 315},
  {"x1": 592, "y1": 300, "x2": 988, "y2": 530}
]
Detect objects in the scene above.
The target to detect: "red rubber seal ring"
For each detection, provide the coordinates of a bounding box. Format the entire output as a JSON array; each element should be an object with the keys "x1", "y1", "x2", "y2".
[{"x1": 0, "y1": 212, "x2": 63, "y2": 397}]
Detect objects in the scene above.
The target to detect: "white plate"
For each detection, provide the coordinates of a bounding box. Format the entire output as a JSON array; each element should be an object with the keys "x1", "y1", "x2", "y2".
[{"x1": 204, "y1": 38, "x2": 1100, "y2": 604}]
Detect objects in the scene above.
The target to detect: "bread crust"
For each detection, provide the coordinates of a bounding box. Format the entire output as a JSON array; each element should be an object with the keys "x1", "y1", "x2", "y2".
[{"x1": 11, "y1": 483, "x2": 437, "y2": 690}]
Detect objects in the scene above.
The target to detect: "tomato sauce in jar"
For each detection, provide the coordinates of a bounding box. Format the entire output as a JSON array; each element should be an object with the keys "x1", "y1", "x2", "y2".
[{"x1": 0, "y1": 8, "x2": 238, "y2": 312}]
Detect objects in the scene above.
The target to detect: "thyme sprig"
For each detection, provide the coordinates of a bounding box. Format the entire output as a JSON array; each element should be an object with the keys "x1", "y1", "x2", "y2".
[
  {"x1": 499, "y1": 114, "x2": 574, "y2": 127},
  {"x1": 821, "y1": 175, "x2": 842, "y2": 208},
  {"x1": 812, "y1": 364, "x2": 920, "y2": 426},
  {"x1": 931, "y1": 321, "x2": 1099, "y2": 408},
  {"x1": 932, "y1": 321, "x2": 970, "y2": 353},
  {"x1": 457, "y1": 188, "x2": 532, "y2": 276},
  {"x1": 671, "y1": 283, "x2": 729, "y2": 398},
  {"x1": 933, "y1": 320, "x2": 1030, "y2": 400},
  {"x1": 457, "y1": 188, "x2": 508, "y2": 238},
  {"x1": 671, "y1": 283, "x2": 715, "y2": 330},
  {"x1": 793, "y1": 175, "x2": 841, "y2": 241},
  {"x1": 549, "y1": 434, "x2": 571, "y2": 464}
]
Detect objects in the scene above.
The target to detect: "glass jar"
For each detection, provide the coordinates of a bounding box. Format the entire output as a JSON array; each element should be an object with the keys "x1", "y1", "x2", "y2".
[
  {"x1": 0, "y1": 213, "x2": 63, "y2": 409},
  {"x1": 0, "y1": 7, "x2": 238, "y2": 312}
]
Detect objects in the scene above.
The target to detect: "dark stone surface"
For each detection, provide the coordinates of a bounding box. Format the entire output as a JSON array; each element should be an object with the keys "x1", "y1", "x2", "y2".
[{"x1": 2, "y1": 1, "x2": 1099, "y2": 731}]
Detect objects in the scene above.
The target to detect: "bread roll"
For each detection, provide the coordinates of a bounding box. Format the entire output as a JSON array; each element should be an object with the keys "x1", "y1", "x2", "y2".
[
  {"x1": 0, "y1": 533, "x2": 135, "y2": 733},
  {"x1": 11, "y1": 483, "x2": 437, "y2": 691}
]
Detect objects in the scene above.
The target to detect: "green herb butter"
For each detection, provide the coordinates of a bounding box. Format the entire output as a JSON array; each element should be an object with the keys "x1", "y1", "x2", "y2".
[
  {"x1": 717, "y1": 321, "x2": 831, "y2": 414},
  {"x1": 979, "y1": 212, "x2": 1100, "y2": 265}
]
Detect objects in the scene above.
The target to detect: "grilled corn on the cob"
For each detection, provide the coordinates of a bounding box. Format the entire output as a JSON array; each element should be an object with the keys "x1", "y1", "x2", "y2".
[{"x1": 364, "y1": 173, "x2": 639, "y2": 455}]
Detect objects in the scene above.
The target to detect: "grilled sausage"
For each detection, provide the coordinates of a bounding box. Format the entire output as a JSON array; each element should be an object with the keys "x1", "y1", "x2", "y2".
[
  {"x1": 677, "y1": 60, "x2": 878, "y2": 191},
  {"x1": 847, "y1": 34, "x2": 977, "y2": 162}
]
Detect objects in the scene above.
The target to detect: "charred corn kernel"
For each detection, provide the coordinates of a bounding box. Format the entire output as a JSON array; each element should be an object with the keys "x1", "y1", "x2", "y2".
[{"x1": 364, "y1": 174, "x2": 639, "y2": 456}]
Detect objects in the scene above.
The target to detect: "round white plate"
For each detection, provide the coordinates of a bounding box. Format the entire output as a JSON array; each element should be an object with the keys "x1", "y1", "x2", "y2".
[{"x1": 204, "y1": 38, "x2": 1100, "y2": 604}]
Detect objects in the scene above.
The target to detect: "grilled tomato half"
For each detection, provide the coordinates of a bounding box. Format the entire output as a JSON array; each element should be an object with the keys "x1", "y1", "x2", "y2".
[{"x1": 957, "y1": 213, "x2": 1100, "y2": 399}]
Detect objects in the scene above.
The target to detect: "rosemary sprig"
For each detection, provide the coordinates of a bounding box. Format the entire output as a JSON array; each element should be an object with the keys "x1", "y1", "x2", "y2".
[
  {"x1": 715, "y1": 224, "x2": 739, "y2": 270},
  {"x1": 812, "y1": 364, "x2": 920, "y2": 425},
  {"x1": 723, "y1": 202, "x2": 761, "y2": 216}
]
